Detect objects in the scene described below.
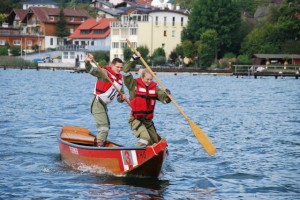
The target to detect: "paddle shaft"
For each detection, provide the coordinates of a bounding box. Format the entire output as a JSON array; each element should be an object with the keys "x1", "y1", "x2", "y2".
[
  {"x1": 126, "y1": 39, "x2": 217, "y2": 156},
  {"x1": 91, "y1": 60, "x2": 131, "y2": 106}
]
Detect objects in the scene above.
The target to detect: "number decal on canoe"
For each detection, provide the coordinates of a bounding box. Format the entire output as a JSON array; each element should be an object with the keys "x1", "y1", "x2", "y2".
[
  {"x1": 121, "y1": 150, "x2": 138, "y2": 171},
  {"x1": 69, "y1": 146, "x2": 78, "y2": 155}
]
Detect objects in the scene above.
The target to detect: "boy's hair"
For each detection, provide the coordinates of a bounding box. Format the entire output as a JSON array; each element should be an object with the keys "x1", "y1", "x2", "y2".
[{"x1": 111, "y1": 58, "x2": 123, "y2": 65}]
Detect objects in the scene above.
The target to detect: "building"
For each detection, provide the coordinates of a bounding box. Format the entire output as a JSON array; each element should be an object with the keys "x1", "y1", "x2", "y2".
[
  {"x1": 110, "y1": 8, "x2": 188, "y2": 61},
  {"x1": 1, "y1": 7, "x2": 91, "y2": 52},
  {"x1": 68, "y1": 17, "x2": 115, "y2": 52},
  {"x1": 252, "y1": 54, "x2": 300, "y2": 65}
]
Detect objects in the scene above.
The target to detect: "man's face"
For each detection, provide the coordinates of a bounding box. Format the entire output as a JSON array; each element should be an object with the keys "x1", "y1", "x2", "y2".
[{"x1": 111, "y1": 62, "x2": 123, "y2": 74}]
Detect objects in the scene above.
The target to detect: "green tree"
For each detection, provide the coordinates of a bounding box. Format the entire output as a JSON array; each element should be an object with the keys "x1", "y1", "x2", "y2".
[
  {"x1": 92, "y1": 51, "x2": 109, "y2": 64},
  {"x1": 183, "y1": 0, "x2": 241, "y2": 56},
  {"x1": 123, "y1": 46, "x2": 132, "y2": 61},
  {"x1": 152, "y1": 47, "x2": 166, "y2": 66},
  {"x1": 181, "y1": 40, "x2": 194, "y2": 59},
  {"x1": 75, "y1": 3, "x2": 97, "y2": 18},
  {"x1": 0, "y1": 13, "x2": 7, "y2": 24},
  {"x1": 55, "y1": 8, "x2": 69, "y2": 45},
  {"x1": 198, "y1": 29, "x2": 219, "y2": 68}
]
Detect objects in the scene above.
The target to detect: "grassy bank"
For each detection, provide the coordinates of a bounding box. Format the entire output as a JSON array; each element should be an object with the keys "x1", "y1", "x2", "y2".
[{"x1": 0, "y1": 56, "x2": 37, "y2": 68}]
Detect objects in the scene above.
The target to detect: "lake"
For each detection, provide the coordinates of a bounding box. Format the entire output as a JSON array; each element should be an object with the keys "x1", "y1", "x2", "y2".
[{"x1": 0, "y1": 69, "x2": 299, "y2": 199}]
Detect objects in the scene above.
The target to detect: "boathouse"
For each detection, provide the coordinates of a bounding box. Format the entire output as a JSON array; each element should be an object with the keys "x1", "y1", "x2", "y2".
[{"x1": 252, "y1": 54, "x2": 300, "y2": 65}]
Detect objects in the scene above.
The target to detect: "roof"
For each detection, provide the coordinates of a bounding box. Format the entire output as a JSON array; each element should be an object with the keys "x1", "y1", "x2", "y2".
[
  {"x1": 24, "y1": 7, "x2": 90, "y2": 23},
  {"x1": 68, "y1": 18, "x2": 116, "y2": 39},
  {"x1": 7, "y1": 9, "x2": 28, "y2": 24},
  {"x1": 253, "y1": 54, "x2": 300, "y2": 59}
]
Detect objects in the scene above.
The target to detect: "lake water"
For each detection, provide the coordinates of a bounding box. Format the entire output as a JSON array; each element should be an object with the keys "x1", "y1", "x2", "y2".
[{"x1": 0, "y1": 69, "x2": 299, "y2": 199}]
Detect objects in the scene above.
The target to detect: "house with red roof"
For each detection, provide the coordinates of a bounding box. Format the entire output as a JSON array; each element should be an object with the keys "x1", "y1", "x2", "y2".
[
  {"x1": 0, "y1": 7, "x2": 90, "y2": 53},
  {"x1": 68, "y1": 17, "x2": 116, "y2": 51}
]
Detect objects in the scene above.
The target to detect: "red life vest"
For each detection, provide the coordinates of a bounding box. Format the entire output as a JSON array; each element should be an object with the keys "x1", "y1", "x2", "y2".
[
  {"x1": 130, "y1": 78, "x2": 157, "y2": 120},
  {"x1": 94, "y1": 66, "x2": 123, "y2": 104}
]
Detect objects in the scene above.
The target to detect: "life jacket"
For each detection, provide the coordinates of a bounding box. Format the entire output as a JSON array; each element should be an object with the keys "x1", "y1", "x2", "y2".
[
  {"x1": 130, "y1": 78, "x2": 157, "y2": 120},
  {"x1": 94, "y1": 66, "x2": 123, "y2": 104}
]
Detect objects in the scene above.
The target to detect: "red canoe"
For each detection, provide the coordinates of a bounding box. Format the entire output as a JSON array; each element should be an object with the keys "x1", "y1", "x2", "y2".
[{"x1": 57, "y1": 126, "x2": 168, "y2": 178}]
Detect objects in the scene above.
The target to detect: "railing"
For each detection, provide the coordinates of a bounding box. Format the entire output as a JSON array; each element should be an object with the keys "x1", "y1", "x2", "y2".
[
  {"x1": 57, "y1": 45, "x2": 88, "y2": 51},
  {"x1": 110, "y1": 21, "x2": 138, "y2": 28},
  {"x1": 0, "y1": 31, "x2": 44, "y2": 36},
  {"x1": 233, "y1": 64, "x2": 300, "y2": 77}
]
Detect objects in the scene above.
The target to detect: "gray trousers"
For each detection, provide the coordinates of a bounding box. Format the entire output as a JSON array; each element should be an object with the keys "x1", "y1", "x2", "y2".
[
  {"x1": 128, "y1": 115, "x2": 158, "y2": 146},
  {"x1": 91, "y1": 97, "x2": 110, "y2": 142}
]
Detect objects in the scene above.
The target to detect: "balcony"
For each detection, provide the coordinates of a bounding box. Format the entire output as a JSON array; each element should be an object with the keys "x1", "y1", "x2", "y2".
[
  {"x1": 110, "y1": 21, "x2": 138, "y2": 28},
  {"x1": 57, "y1": 45, "x2": 88, "y2": 51}
]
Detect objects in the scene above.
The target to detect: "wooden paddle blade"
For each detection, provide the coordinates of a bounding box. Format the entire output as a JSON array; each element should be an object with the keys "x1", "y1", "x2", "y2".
[{"x1": 188, "y1": 120, "x2": 217, "y2": 156}]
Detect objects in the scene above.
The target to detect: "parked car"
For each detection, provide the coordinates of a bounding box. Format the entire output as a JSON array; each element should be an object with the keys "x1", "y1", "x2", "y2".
[
  {"x1": 32, "y1": 58, "x2": 45, "y2": 63},
  {"x1": 44, "y1": 55, "x2": 53, "y2": 63}
]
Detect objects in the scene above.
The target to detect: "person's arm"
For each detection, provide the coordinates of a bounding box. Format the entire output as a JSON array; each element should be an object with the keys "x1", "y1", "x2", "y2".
[
  {"x1": 156, "y1": 87, "x2": 171, "y2": 104},
  {"x1": 122, "y1": 52, "x2": 141, "y2": 100}
]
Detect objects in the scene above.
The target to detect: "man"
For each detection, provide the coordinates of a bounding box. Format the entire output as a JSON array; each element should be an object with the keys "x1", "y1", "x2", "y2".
[
  {"x1": 122, "y1": 53, "x2": 171, "y2": 146},
  {"x1": 84, "y1": 54, "x2": 125, "y2": 147}
]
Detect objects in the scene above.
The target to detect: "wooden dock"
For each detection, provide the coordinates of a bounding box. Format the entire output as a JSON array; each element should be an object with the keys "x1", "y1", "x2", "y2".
[{"x1": 233, "y1": 65, "x2": 300, "y2": 79}]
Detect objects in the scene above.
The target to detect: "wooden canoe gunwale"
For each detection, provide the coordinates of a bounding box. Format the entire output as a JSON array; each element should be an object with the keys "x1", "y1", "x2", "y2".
[{"x1": 57, "y1": 134, "x2": 147, "y2": 150}]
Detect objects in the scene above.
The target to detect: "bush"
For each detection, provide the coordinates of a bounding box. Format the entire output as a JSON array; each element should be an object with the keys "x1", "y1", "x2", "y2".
[
  {"x1": 236, "y1": 55, "x2": 252, "y2": 65},
  {"x1": 0, "y1": 46, "x2": 8, "y2": 56},
  {"x1": 10, "y1": 46, "x2": 21, "y2": 56}
]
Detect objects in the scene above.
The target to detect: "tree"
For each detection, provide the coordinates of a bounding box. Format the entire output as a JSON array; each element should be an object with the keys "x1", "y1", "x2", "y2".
[
  {"x1": 75, "y1": 3, "x2": 98, "y2": 18},
  {"x1": 55, "y1": 9, "x2": 69, "y2": 45},
  {"x1": 198, "y1": 29, "x2": 219, "y2": 68},
  {"x1": 183, "y1": 0, "x2": 241, "y2": 57},
  {"x1": 169, "y1": 51, "x2": 178, "y2": 64},
  {"x1": 152, "y1": 47, "x2": 166, "y2": 66},
  {"x1": 123, "y1": 46, "x2": 132, "y2": 61}
]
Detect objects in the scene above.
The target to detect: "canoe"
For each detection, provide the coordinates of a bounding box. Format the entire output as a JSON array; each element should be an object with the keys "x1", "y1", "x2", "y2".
[{"x1": 57, "y1": 126, "x2": 168, "y2": 178}]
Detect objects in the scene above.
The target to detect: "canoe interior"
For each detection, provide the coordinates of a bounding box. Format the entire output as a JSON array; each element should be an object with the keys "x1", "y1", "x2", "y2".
[{"x1": 60, "y1": 126, "x2": 121, "y2": 147}]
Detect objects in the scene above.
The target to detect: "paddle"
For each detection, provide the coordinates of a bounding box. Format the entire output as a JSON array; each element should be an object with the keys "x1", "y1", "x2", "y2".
[
  {"x1": 126, "y1": 39, "x2": 217, "y2": 156},
  {"x1": 91, "y1": 59, "x2": 131, "y2": 106}
]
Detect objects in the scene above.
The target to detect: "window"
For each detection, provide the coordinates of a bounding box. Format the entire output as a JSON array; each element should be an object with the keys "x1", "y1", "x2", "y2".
[
  {"x1": 132, "y1": 42, "x2": 137, "y2": 49},
  {"x1": 0, "y1": 40, "x2": 5, "y2": 45},
  {"x1": 172, "y1": 30, "x2": 175, "y2": 37},
  {"x1": 130, "y1": 28, "x2": 137, "y2": 35},
  {"x1": 112, "y1": 29, "x2": 119, "y2": 35},
  {"x1": 162, "y1": 43, "x2": 165, "y2": 48},
  {"x1": 81, "y1": 17, "x2": 86, "y2": 22},
  {"x1": 172, "y1": 17, "x2": 175, "y2": 26},
  {"x1": 164, "y1": 17, "x2": 167, "y2": 26},
  {"x1": 50, "y1": 38, "x2": 53, "y2": 45},
  {"x1": 94, "y1": 30, "x2": 105, "y2": 34},
  {"x1": 164, "y1": 30, "x2": 167, "y2": 37},
  {"x1": 181, "y1": 17, "x2": 184, "y2": 26},
  {"x1": 121, "y1": 42, "x2": 127, "y2": 49},
  {"x1": 13, "y1": 40, "x2": 21, "y2": 45},
  {"x1": 91, "y1": 41, "x2": 94, "y2": 46},
  {"x1": 70, "y1": 52, "x2": 75, "y2": 59},
  {"x1": 80, "y1": 30, "x2": 90, "y2": 34},
  {"x1": 70, "y1": 17, "x2": 74, "y2": 22},
  {"x1": 112, "y1": 42, "x2": 119, "y2": 48},
  {"x1": 27, "y1": 40, "x2": 32, "y2": 46},
  {"x1": 70, "y1": 28, "x2": 74, "y2": 33},
  {"x1": 49, "y1": 16, "x2": 54, "y2": 21},
  {"x1": 63, "y1": 52, "x2": 68, "y2": 59},
  {"x1": 155, "y1": 16, "x2": 158, "y2": 26}
]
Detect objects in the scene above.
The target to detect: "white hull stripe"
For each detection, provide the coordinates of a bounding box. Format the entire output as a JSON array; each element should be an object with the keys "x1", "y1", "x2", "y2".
[{"x1": 121, "y1": 150, "x2": 138, "y2": 171}]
